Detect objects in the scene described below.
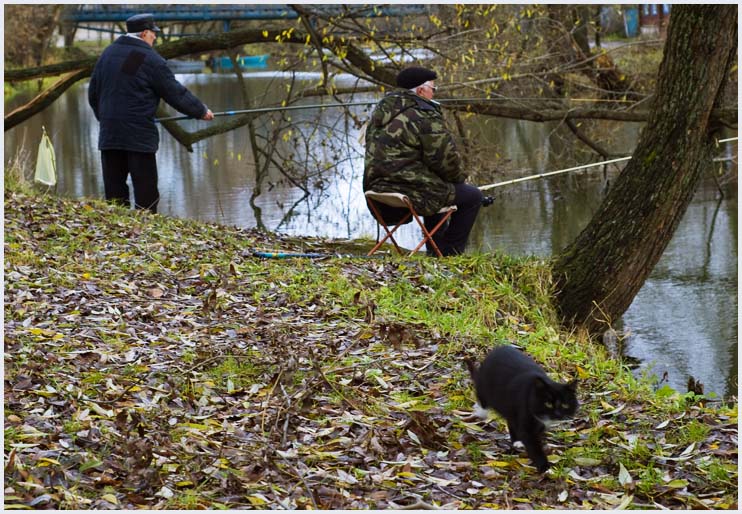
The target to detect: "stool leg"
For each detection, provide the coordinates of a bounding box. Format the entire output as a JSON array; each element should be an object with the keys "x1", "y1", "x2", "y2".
[
  {"x1": 367, "y1": 200, "x2": 410, "y2": 256},
  {"x1": 410, "y1": 211, "x2": 452, "y2": 256},
  {"x1": 404, "y1": 198, "x2": 452, "y2": 257}
]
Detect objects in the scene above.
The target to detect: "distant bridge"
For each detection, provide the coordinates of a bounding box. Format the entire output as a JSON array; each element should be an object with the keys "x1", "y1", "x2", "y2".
[{"x1": 64, "y1": 4, "x2": 430, "y2": 32}]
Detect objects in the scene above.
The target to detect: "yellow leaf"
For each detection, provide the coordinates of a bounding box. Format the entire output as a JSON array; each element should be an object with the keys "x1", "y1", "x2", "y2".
[
  {"x1": 488, "y1": 460, "x2": 512, "y2": 468},
  {"x1": 88, "y1": 402, "x2": 113, "y2": 418},
  {"x1": 247, "y1": 494, "x2": 269, "y2": 506},
  {"x1": 600, "y1": 400, "x2": 614, "y2": 411},
  {"x1": 576, "y1": 365, "x2": 590, "y2": 379},
  {"x1": 667, "y1": 479, "x2": 688, "y2": 489},
  {"x1": 29, "y1": 327, "x2": 56, "y2": 338},
  {"x1": 178, "y1": 422, "x2": 211, "y2": 430},
  {"x1": 101, "y1": 494, "x2": 118, "y2": 505}
]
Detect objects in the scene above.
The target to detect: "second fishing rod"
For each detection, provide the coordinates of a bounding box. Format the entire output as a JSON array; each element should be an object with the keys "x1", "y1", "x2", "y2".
[{"x1": 155, "y1": 97, "x2": 522, "y2": 122}]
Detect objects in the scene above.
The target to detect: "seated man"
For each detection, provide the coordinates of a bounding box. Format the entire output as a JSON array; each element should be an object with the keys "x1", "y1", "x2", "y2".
[{"x1": 363, "y1": 66, "x2": 483, "y2": 256}]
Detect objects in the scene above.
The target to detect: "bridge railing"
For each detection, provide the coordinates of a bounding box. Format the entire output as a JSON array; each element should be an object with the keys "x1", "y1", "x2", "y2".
[{"x1": 64, "y1": 4, "x2": 430, "y2": 22}]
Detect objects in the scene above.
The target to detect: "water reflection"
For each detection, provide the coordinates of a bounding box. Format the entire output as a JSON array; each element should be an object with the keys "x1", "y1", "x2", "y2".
[
  {"x1": 620, "y1": 191, "x2": 738, "y2": 398},
  {"x1": 4, "y1": 73, "x2": 737, "y2": 397}
]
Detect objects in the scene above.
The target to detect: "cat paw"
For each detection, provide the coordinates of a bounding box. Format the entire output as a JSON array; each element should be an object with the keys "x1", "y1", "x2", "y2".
[
  {"x1": 535, "y1": 461, "x2": 550, "y2": 473},
  {"x1": 512, "y1": 441, "x2": 525, "y2": 450},
  {"x1": 472, "y1": 403, "x2": 490, "y2": 420}
]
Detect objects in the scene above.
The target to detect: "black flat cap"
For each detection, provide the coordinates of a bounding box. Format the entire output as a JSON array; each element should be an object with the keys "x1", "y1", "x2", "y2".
[
  {"x1": 126, "y1": 13, "x2": 161, "y2": 33},
  {"x1": 396, "y1": 66, "x2": 437, "y2": 89}
]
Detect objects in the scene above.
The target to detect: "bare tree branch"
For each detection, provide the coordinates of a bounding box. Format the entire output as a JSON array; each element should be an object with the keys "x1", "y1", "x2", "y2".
[{"x1": 4, "y1": 69, "x2": 89, "y2": 130}]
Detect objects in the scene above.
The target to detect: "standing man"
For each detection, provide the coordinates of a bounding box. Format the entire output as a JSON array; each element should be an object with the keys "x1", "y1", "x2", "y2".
[
  {"x1": 363, "y1": 66, "x2": 483, "y2": 256},
  {"x1": 88, "y1": 13, "x2": 214, "y2": 213}
]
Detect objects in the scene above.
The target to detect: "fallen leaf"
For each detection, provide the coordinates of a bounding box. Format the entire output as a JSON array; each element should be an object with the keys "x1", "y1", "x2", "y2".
[
  {"x1": 148, "y1": 288, "x2": 164, "y2": 298},
  {"x1": 615, "y1": 494, "x2": 634, "y2": 510},
  {"x1": 618, "y1": 463, "x2": 633, "y2": 487}
]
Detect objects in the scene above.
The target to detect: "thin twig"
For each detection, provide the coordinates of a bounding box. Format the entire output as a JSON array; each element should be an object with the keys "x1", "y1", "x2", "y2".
[
  {"x1": 261, "y1": 369, "x2": 284, "y2": 434},
  {"x1": 276, "y1": 454, "x2": 320, "y2": 509}
]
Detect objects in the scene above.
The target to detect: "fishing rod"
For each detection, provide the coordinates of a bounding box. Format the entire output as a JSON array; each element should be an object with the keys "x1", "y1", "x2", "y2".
[
  {"x1": 156, "y1": 101, "x2": 377, "y2": 122},
  {"x1": 252, "y1": 250, "x2": 326, "y2": 259},
  {"x1": 155, "y1": 97, "x2": 539, "y2": 122},
  {"x1": 479, "y1": 156, "x2": 631, "y2": 191},
  {"x1": 252, "y1": 250, "x2": 383, "y2": 259},
  {"x1": 478, "y1": 136, "x2": 738, "y2": 191}
]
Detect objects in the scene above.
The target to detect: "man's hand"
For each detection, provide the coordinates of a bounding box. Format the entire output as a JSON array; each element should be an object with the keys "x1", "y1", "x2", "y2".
[{"x1": 202, "y1": 109, "x2": 214, "y2": 121}]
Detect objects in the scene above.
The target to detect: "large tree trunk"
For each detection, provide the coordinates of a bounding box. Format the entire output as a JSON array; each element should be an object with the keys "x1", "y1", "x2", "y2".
[{"x1": 552, "y1": 5, "x2": 737, "y2": 333}]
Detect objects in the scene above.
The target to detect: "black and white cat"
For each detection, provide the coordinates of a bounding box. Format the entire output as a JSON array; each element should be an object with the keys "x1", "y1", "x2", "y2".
[{"x1": 465, "y1": 345, "x2": 578, "y2": 473}]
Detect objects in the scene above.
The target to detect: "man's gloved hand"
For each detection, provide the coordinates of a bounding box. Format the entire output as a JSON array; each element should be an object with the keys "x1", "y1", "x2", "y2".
[{"x1": 481, "y1": 196, "x2": 495, "y2": 207}]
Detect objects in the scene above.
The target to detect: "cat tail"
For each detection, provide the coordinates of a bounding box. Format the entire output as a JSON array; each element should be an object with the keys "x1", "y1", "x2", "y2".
[{"x1": 464, "y1": 359, "x2": 479, "y2": 381}]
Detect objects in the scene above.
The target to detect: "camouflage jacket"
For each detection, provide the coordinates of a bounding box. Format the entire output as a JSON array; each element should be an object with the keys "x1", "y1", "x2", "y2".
[{"x1": 363, "y1": 90, "x2": 467, "y2": 216}]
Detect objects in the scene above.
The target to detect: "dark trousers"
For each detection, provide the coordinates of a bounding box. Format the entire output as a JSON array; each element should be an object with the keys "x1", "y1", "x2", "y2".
[
  {"x1": 101, "y1": 150, "x2": 159, "y2": 213},
  {"x1": 424, "y1": 183, "x2": 483, "y2": 256},
  {"x1": 371, "y1": 183, "x2": 483, "y2": 256}
]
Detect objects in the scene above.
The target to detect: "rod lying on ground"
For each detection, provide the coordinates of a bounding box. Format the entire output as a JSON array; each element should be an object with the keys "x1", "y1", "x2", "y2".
[{"x1": 252, "y1": 251, "x2": 326, "y2": 259}]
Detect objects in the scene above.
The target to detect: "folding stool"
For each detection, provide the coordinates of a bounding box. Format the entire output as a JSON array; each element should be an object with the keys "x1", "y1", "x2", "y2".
[{"x1": 365, "y1": 190, "x2": 457, "y2": 257}]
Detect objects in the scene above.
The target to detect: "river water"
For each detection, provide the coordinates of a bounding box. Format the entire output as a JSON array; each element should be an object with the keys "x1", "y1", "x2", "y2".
[{"x1": 4, "y1": 72, "x2": 738, "y2": 398}]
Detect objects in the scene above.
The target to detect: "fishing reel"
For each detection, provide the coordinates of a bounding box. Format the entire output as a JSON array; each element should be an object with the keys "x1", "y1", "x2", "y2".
[{"x1": 481, "y1": 195, "x2": 495, "y2": 207}]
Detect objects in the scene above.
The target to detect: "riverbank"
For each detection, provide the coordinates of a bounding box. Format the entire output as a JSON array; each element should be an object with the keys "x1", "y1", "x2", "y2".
[{"x1": 4, "y1": 181, "x2": 737, "y2": 509}]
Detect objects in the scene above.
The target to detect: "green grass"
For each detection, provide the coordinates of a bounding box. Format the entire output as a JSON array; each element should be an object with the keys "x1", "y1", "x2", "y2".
[{"x1": 208, "y1": 356, "x2": 262, "y2": 390}]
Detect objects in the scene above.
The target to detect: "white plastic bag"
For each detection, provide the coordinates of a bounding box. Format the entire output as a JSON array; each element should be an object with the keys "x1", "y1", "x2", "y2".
[{"x1": 34, "y1": 126, "x2": 57, "y2": 186}]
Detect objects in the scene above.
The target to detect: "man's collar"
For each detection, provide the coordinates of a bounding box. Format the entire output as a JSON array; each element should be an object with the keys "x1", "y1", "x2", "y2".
[{"x1": 399, "y1": 89, "x2": 440, "y2": 107}]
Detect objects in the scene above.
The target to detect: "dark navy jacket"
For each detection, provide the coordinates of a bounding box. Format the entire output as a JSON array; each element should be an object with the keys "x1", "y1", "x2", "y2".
[{"x1": 88, "y1": 36, "x2": 207, "y2": 153}]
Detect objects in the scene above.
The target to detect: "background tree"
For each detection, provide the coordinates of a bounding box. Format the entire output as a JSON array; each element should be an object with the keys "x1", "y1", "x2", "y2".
[
  {"x1": 4, "y1": 5, "x2": 63, "y2": 68},
  {"x1": 552, "y1": 5, "x2": 738, "y2": 333}
]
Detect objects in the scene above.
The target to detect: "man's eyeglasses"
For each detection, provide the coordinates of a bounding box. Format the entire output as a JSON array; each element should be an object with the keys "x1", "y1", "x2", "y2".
[{"x1": 423, "y1": 83, "x2": 437, "y2": 92}]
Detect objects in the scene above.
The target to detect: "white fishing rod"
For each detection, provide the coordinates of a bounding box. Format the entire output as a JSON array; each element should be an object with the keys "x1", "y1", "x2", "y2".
[
  {"x1": 479, "y1": 156, "x2": 630, "y2": 191},
  {"x1": 478, "y1": 136, "x2": 738, "y2": 191}
]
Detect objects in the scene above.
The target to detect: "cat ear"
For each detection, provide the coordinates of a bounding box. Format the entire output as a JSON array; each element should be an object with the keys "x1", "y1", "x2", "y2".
[{"x1": 567, "y1": 379, "x2": 579, "y2": 390}]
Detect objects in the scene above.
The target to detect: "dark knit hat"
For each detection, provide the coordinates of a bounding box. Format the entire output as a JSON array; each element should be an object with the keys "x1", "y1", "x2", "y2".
[
  {"x1": 126, "y1": 13, "x2": 161, "y2": 33},
  {"x1": 396, "y1": 66, "x2": 437, "y2": 89}
]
